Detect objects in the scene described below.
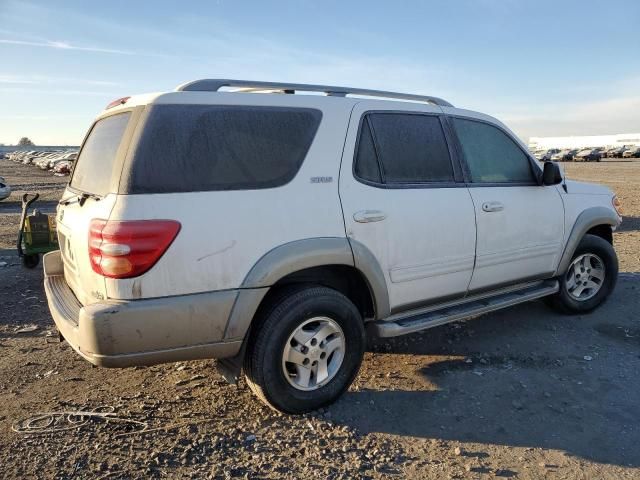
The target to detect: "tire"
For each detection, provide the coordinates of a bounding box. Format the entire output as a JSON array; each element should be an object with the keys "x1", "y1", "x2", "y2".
[
  {"x1": 244, "y1": 286, "x2": 365, "y2": 414},
  {"x1": 22, "y1": 254, "x2": 40, "y2": 269},
  {"x1": 548, "y1": 234, "x2": 618, "y2": 314}
]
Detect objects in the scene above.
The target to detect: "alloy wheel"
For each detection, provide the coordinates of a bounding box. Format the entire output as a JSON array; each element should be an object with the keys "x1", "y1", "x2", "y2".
[{"x1": 282, "y1": 317, "x2": 345, "y2": 391}]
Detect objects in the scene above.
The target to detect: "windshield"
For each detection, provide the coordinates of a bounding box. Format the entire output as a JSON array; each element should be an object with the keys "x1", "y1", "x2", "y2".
[{"x1": 70, "y1": 112, "x2": 131, "y2": 196}]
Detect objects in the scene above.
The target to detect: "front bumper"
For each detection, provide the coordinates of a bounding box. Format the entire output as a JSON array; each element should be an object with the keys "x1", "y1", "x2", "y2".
[{"x1": 43, "y1": 250, "x2": 242, "y2": 367}]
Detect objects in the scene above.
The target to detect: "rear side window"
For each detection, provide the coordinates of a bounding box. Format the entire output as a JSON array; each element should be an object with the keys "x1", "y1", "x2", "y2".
[
  {"x1": 70, "y1": 112, "x2": 131, "y2": 196},
  {"x1": 452, "y1": 118, "x2": 535, "y2": 184},
  {"x1": 354, "y1": 118, "x2": 382, "y2": 183},
  {"x1": 124, "y1": 105, "x2": 321, "y2": 193},
  {"x1": 354, "y1": 113, "x2": 453, "y2": 185}
]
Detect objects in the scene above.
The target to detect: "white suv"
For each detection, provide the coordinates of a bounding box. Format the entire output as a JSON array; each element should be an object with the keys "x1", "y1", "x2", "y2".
[{"x1": 44, "y1": 79, "x2": 622, "y2": 413}]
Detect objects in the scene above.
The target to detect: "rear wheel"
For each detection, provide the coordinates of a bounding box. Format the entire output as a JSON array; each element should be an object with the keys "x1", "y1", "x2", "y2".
[
  {"x1": 548, "y1": 234, "x2": 618, "y2": 313},
  {"x1": 244, "y1": 286, "x2": 365, "y2": 414}
]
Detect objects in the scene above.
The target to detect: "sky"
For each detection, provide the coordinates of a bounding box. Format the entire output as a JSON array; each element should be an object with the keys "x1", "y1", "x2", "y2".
[{"x1": 0, "y1": 0, "x2": 639, "y2": 145}]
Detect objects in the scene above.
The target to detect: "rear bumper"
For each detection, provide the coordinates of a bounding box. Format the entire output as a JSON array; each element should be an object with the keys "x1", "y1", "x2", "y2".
[{"x1": 43, "y1": 250, "x2": 242, "y2": 367}]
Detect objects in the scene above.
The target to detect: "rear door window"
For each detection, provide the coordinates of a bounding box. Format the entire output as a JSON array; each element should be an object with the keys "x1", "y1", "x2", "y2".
[
  {"x1": 123, "y1": 105, "x2": 322, "y2": 193},
  {"x1": 353, "y1": 113, "x2": 454, "y2": 185},
  {"x1": 70, "y1": 112, "x2": 131, "y2": 196},
  {"x1": 451, "y1": 117, "x2": 535, "y2": 184}
]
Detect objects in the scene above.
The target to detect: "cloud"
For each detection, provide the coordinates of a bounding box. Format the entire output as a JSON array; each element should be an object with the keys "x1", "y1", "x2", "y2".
[
  {"x1": 0, "y1": 76, "x2": 38, "y2": 85},
  {"x1": 0, "y1": 36, "x2": 179, "y2": 58},
  {"x1": 0, "y1": 114, "x2": 87, "y2": 120},
  {"x1": 0, "y1": 87, "x2": 117, "y2": 96},
  {"x1": 496, "y1": 95, "x2": 640, "y2": 140},
  {"x1": 0, "y1": 38, "x2": 136, "y2": 55},
  {"x1": 0, "y1": 74, "x2": 120, "y2": 87}
]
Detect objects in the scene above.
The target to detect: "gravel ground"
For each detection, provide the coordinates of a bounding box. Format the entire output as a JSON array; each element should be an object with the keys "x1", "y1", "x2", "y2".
[{"x1": 0, "y1": 158, "x2": 639, "y2": 479}]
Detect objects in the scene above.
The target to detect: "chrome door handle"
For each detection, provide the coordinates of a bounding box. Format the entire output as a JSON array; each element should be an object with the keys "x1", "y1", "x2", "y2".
[
  {"x1": 353, "y1": 210, "x2": 386, "y2": 223},
  {"x1": 482, "y1": 201, "x2": 504, "y2": 212}
]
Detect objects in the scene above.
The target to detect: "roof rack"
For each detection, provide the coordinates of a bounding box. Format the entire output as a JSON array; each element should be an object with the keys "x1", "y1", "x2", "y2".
[{"x1": 174, "y1": 79, "x2": 453, "y2": 107}]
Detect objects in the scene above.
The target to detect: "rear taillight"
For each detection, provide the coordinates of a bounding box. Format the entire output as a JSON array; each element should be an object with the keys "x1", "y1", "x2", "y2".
[{"x1": 89, "y1": 219, "x2": 181, "y2": 278}]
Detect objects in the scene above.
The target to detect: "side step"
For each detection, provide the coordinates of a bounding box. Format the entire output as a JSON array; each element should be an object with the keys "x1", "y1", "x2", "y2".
[{"x1": 369, "y1": 280, "x2": 559, "y2": 338}]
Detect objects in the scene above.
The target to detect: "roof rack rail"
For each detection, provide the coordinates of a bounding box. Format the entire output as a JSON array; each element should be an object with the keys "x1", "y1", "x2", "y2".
[{"x1": 174, "y1": 79, "x2": 453, "y2": 107}]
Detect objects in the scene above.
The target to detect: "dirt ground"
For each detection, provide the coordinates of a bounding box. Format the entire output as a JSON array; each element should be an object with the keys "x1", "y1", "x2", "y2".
[{"x1": 0, "y1": 158, "x2": 638, "y2": 479}]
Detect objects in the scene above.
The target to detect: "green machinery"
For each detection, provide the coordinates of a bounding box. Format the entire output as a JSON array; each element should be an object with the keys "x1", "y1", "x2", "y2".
[{"x1": 17, "y1": 193, "x2": 59, "y2": 268}]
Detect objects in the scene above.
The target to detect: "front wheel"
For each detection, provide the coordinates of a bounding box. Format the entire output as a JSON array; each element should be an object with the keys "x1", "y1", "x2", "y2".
[
  {"x1": 244, "y1": 286, "x2": 365, "y2": 414},
  {"x1": 548, "y1": 234, "x2": 618, "y2": 314}
]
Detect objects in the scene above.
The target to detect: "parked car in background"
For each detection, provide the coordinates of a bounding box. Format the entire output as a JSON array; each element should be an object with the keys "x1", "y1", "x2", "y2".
[
  {"x1": 538, "y1": 148, "x2": 560, "y2": 161},
  {"x1": 575, "y1": 148, "x2": 602, "y2": 162},
  {"x1": 53, "y1": 160, "x2": 73, "y2": 175},
  {"x1": 601, "y1": 147, "x2": 616, "y2": 158},
  {"x1": 551, "y1": 149, "x2": 578, "y2": 162},
  {"x1": 36, "y1": 153, "x2": 61, "y2": 169},
  {"x1": 563, "y1": 149, "x2": 580, "y2": 161},
  {"x1": 606, "y1": 147, "x2": 619, "y2": 158},
  {"x1": 6, "y1": 149, "x2": 78, "y2": 175},
  {"x1": 45, "y1": 152, "x2": 75, "y2": 169},
  {"x1": 61, "y1": 151, "x2": 77, "y2": 162},
  {"x1": 622, "y1": 147, "x2": 640, "y2": 158},
  {"x1": 22, "y1": 152, "x2": 40, "y2": 164},
  {"x1": 0, "y1": 176, "x2": 10, "y2": 201},
  {"x1": 611, "y1": 146, "x2": 633, "y2": 158}
]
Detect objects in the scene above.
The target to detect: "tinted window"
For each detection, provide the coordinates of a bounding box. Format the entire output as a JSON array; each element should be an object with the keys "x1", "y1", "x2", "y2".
[
  {"x1": 354, "y1": 113, "x2": 453, "y2": 184},
  {"x1": 452, "y1": 118, "x2": 534, "y2": 183},
  {"x1": 354, "y1": 119, "x2": 381, "y2": 183},
  {"x1": 70, "y1": 112, "x2": 131, "y2": 195},
  {"x1": 124, "y1": 105, "x2": 321, "y2": 193}
]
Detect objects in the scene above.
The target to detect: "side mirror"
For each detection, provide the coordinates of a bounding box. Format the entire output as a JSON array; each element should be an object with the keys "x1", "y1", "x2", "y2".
[{"x1": 542, "y1": 161, "x2": 563, "y2": 185}]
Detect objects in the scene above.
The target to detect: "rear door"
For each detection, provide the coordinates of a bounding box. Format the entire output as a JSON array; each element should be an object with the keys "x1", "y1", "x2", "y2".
[
  {"x1": 56, "y1": 110, "x2": 137, "y2": 306},
  {"x1": 340, "y1": 103, "x2": 477, "y2": 313},
  {"x1": 449, "y1": 115, "x2": 564, "y2": 291}
]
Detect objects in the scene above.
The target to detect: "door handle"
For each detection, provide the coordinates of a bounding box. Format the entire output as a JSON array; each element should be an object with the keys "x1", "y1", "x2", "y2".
[
  {"x1": 353, "y1": 210, "x2": 386, "y2": 223},
  {"x1": 482, "y1": 201, "x2": 504, "y2": 213}
]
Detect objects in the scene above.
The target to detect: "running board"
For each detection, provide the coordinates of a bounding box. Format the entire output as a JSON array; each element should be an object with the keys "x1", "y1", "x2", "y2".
[{"x1": 369, "y1": 280, "x2": 559, "y2": 338}]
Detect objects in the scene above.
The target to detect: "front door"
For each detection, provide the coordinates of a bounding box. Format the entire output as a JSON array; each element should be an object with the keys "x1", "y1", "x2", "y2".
[
  {"x1": 449, "y1": 116, "x2": 564, "y2": 291},
  {"x1": 339, "y1": 103, "x2": 477, "y2": 314}
]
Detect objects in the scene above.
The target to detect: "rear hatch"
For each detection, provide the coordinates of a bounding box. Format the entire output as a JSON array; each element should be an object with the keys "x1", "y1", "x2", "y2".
[{"x1": 57, "y1": 110, "x2": 135, "y2": 306}]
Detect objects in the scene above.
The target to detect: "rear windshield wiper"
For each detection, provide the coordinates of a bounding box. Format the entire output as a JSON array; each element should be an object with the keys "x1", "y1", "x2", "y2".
[{"x1": 58, "y1": 192, "x2": 102, "y2": 206}]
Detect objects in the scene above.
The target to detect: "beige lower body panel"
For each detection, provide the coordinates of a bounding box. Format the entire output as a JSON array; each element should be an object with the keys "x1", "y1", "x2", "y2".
[
  {"x1": 71, "y1": 340, "x2": 243, "y2": 368},
  {"x1": 43, "y1": 251, "x2": 243, "y2": 368}
]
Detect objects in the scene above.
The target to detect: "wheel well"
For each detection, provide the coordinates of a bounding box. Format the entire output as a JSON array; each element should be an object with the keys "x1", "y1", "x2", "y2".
[
  {"x1": 259, "y1": 265, "x2": 375, "y2": 321},
  {"x1": 586, "y1": 224, "x2": 613, "y2": 244}
]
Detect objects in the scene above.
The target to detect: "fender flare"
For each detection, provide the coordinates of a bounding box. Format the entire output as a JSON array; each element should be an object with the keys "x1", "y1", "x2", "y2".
[
  {"x1": 223, "y1": 237, "x2": 390, "y2": 341},
  {"x1": 555, "y1": 206, "x2": 620, "y2": 276}
]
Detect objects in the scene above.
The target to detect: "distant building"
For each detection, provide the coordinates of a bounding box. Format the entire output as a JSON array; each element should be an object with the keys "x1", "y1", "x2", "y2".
[{"x1": 528, "y1": 133, "x2": 640, "y2": 150}]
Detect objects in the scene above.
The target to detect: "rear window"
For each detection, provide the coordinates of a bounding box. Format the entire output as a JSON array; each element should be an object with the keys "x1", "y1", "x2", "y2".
[
  {"x1": 70, "y1": 112, "x2": 131, "y2": 196},
  {"x1": 123, "y1": 105, "x2": 322, "y2": 193}
]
